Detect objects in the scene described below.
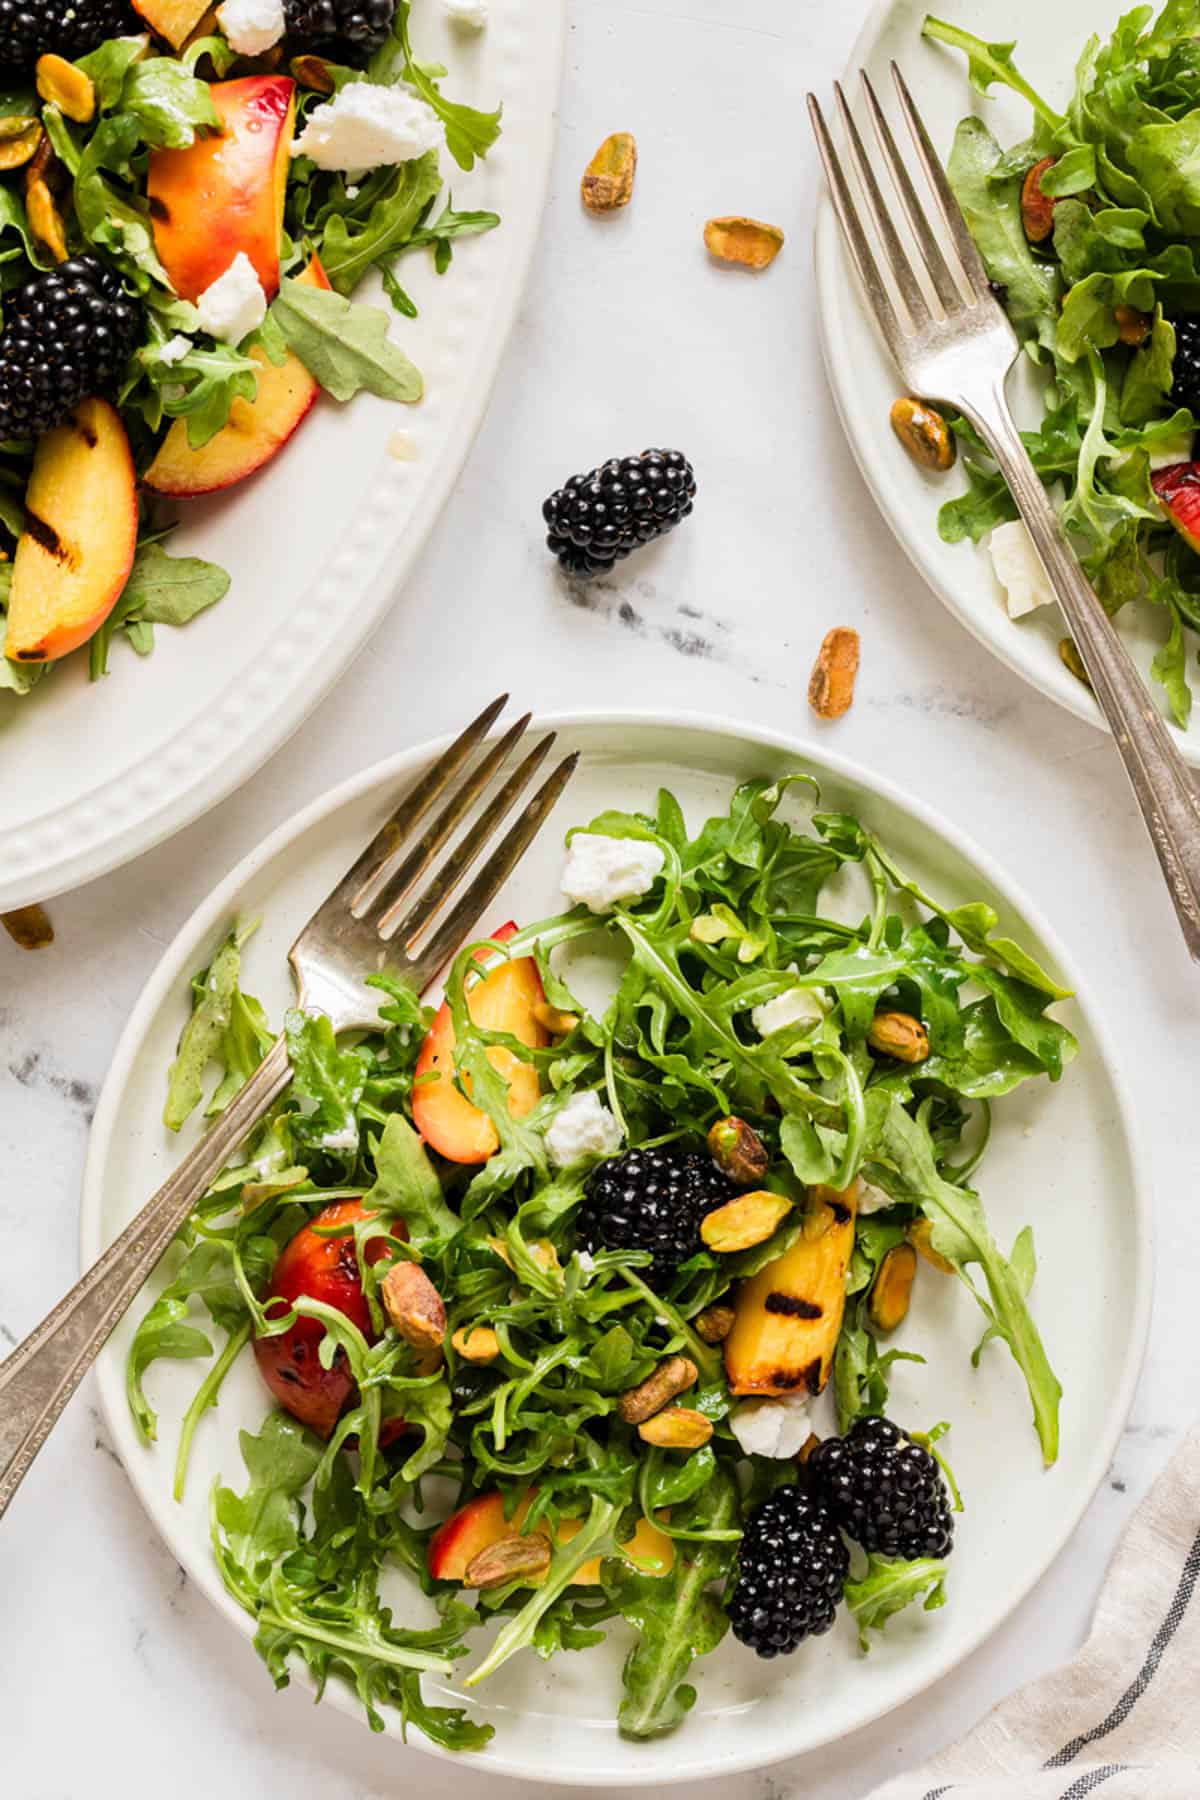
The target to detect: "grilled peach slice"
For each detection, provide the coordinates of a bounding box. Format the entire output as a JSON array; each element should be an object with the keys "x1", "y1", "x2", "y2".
[
  {"x1": 412, "y1": 922, "x2": 548, "y2": 1164},
  {"x1": 253, "y1": 1198, "x2": 398, "y2": 1437},
  {"x1": 724, "y1": 1186, "x2": 858, "y2": 1397},
  {"x1": 148, "y1": 76, "x2": 295, "y2": 303},
  {"x1": 144, "y1": 258, "x2": 330, "y2": 496},
  {"x1": 5, "y1": 398, "x2": 137, "y2": 663},
  {"x1": 427, "y1": 1489, "x2": 673, "y2": 1584},
  {"x1": 1153, "y1": 461, "x2": 1200, "y2": 554}
]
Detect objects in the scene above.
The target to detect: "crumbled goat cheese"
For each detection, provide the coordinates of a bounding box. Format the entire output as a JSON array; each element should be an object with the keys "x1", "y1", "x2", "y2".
[
  {"x1": 575, "y1": 1249, "x2": 597, "y2": 1273},
  {"x1": 442, "y1": 0, "x2": 487, "y2": 24},
  {"x1": 545, "y1": 1090, "x2": 624, "y2": 1168},
  {"x1": 729, "y1": 1393, "x2": 811, "y2": 1460},
  {"x1": 561, "y1": 834, "x2": 666, "y2": 914},
  {"x1": 216, "y1": 0, "x2": 283, "y2": 54},
  {"x1": 158, "y1": 333, "x2": 192, "y2": 365},
  {"x1": 855, "y1": 1180, "x2": 893, "y2": 1216},
  {"x1": 751, "y1": 983, "x2": 827, "y2": 1039},
  {"x1": 989, "y1": 517, "x2": 1055, "y2": 620},
  {"x1": 193, "y1": 253, "x2": 267, "y2": 346},
  {"x1": 291, "y1": 82, "x2": 443, "y2": 172},
  {"x1": 318, "y1": 1124, "x2": 360, "y2": 1153}
]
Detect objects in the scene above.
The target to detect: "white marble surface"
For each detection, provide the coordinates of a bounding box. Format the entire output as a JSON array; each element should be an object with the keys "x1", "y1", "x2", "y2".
[{"x1": 1, "y1": 1, "x2": 1197, "y2": 1794}]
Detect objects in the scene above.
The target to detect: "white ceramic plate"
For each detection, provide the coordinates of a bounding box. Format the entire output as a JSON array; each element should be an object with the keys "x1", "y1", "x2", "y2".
[
  {"x1": 0, "y1": 0, "x2": 564, "y2": 912},
  {"x1": 815, "y1": 0, "x2": 1200, "y2": 759},
  {"x1": 82, "y1": 713, "x2": 1150, "y2": 1784}
]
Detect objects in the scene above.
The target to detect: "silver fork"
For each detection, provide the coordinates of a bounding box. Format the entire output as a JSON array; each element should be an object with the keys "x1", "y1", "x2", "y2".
[
  {"x1": 0, "y1": 696, "x2": 577, "y2": 1521},
  {"x1": 811, "y1": 66, "x2": 1200, "y2": 961}
]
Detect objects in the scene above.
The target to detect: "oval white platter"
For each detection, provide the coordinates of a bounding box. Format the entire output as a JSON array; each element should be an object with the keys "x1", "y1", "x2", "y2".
[
  {"x1": 815, "y1": 0, "x2": 1200, "y2": 760},
  {"x1": 0, "y1": 0, "x2": 565, "y2": 912},
  {"x1": 81, "y1": 712, "x2": 1150, "y2": 1784}
]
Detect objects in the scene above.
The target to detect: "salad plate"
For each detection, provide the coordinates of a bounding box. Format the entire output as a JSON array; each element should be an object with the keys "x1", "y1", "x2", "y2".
[
  {"x1": 816, "y1": 0, "x2": 1200, "y2": 764},
  {"x1": 81, "y1": 712, "x2": 1150, "y2": 1784},
  {"x1": 0, "y1": 0, "x2": 564, "y2": 912}
]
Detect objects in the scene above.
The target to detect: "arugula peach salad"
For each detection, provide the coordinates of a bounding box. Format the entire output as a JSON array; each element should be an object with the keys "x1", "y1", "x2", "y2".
[
  {"x1": 128, "y1": 775, "x2": 1075, "y2": 1745},
  {"x1": 0, "y1": 0, "x2": 499, "y2": 690}
]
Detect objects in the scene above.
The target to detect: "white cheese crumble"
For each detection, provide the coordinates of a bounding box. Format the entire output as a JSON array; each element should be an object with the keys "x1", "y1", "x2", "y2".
[
  {"x1": 855, "y1": 1179, "x2": 893, "y2": 1216},
  {"x1": 575, "y1": 1249, "x2": 597, "y2": 1273},
  {"x1": 193, "y1": 253, "x2": 267, "y2": 346},
  {"x1": 545, "y1": 1090, "x2": 624, "y2": 1168},
  {"x1": 442, "y1": 0, "x2": 487, "y2": 24},
  {"x1": 989, "y1": 517, "x2": 1055, "y2": 620},
  {"x1": 158, "y1": 333, "x2": 192, "y2": 366},
  {"x1": 291, "y1": 82, "x2": 443, "y2": 173},
  {"x1": 751, "y1": 983, "x2": 826, "y2": 1039},
  {"x1": 561, "y1": 834, "x2": 665, "y2": 915},
  {"x1": 216, "y1": 0, "x2": 284, "y2": 54},
  {"x1": 729, "y1": 1392, "x2": 811, "y2": 1460},
  {"x1": 318, "y1": 1124, "x2": 360, "y2": 1153}
]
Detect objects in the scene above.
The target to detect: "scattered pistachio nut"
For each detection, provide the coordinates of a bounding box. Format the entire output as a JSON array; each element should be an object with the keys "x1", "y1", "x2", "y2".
[
  {"x1": 889, "y1": 396, "x2": 956, "y2": 472},
  {"x1": 693, "y1": 1302, "x2": 736, "y2": 1344},
  {"x1": 0, "y1": 120, "x2": 41, "y2": 172},
  {"x1": 532, "y1": 999, "x2": 579, "y2": 1035},
  {"x1": 1058, "y1": 636, "x2": 1092, "y2": 689},
  {"x1": 700, "y1": 1189, "x2": 793, "y2": 1254},
  {"x1": 0, "y1": 114, "x2": 37, "y2": 140},
  {"x1": 703, "y1": 215, "x2": 785, "y2": 270},
  {"x1": 1, "y1": 904, "x2": 54, "y2": 950},
  {"x1": 452, "y1": 1324, "x2": 501, "y2": 1363},
  {"x1": 581, "y1": 130, "x2": 637, "y2": 212},
  {"x1": 808, "y1": 625, "x2": 860, "y2": 720},
  {"x1": 25, "y1": 177, "x2": 68, "y2": 262},
  {"x1": 290, "y1": 53, "x2": 337, "y2": 90},
  {"x1": 464, "y1": 1530, "x2": 552, "y2": 1589},
  {"x1": 381, "y1": 1260, "x2": 446, "y2": 1350},
  {"x1": 26, "y1": 128, "x2": 61, "y2": 191},
  {"x1": 1114, "y1": 303, "x2": 1152, "y2": 347},
  {"x1": 1021, "y1": 154, "x2": 1057, "y2": 243},
  {"x1": 867, "y1": 1010, "x2": 930, "y2": 1064},
  {"x1": 637, "y1": 1406, "x2": 714, "y2": 1450},
  {"x1": 36, "y1": 54, "x2": 95, "y2": 123},
  {"x1": 707, "y1": 1116, "x2": 769, "y2": 1187},
  {"x1": 908, "y1": 1217, "x2": 956, "y2": 1275},
  {"x1": 867, "y1": 1243, "x2": 918, "y2": 1335},
  {"x1": 618, "y1": 1354, "x2": 698, "y2": 1424}
]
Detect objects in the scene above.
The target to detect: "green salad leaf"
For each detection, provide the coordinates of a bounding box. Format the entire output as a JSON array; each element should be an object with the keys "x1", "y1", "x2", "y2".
[{"x1": 271, "y1": 277, "x2": 424, "y2": 403}]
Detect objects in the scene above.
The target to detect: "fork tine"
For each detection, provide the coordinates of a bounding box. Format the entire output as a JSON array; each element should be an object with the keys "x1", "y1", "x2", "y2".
[
  {"x1": 807, "y1": 92, "x2": 906, "y2": 357},
  {"x1": 832, "y1": 80, "x2": 931, "y2": 331},
  {"x1": 363, "y1": 711, "x2": 533, "y2": 923},
  {"x1": 889, "y1": 61, "x2": 994, "y2": 301},
  {"x1": 319, "y1": 693, "x2": 509, "y2": 923},
  {"x1": 859, "y1": 70, "x2": 964, "y2": 315},
  {"x1": 409, "y1": 753, "x2": 580, "y2": 984},
  {"x1": 380, "y1": 733, "x2": 557, "y2": 945}
]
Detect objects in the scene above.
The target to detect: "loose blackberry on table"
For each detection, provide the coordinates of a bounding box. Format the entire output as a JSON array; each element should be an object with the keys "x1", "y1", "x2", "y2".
[
  {"x1": 0, "y1": 258, "x2": 143, "y2": 442},
  {"x1": 543, "y1": 449, "x2": 696, "y2": 577},
  {"x1": 808, "y1": 1415, "x2": 955, "y2": 1561},
  {"x1": 577, "y1": 1145, "x2": 735, "y2": 1279},
  {"x1": 728, "y1": 1483, "x2": 850, "y2": 1657},
  {"x1": 0, "y1": 0, "x2": 139, "y2": 70},
  {"x1": 282, "y1": 0, "x2": 394, "y2": 61}
]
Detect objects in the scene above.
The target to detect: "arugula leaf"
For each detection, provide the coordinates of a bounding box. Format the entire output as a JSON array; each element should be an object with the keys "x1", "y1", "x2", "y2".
[
  {"x1": 164, "y1": 921, "x2": 267, "y2": 1129},
  {"x1": 316, "y1": 150, "x2": 442, "y2": 294},
  {"x1": 922, "y1": 16, "x2": 1063, "y2": 131},
  {"x1": 383, "y1": 1, "x2": 502, "y2": 171},
  {"x1": 604, "y1": 1468, "x2": 738, "y2": 1739},
  {"x1": 271, "y1": 277, "x2": 423, "y2": 403},
  {"x1": 845, "y1": 1554, "x2": 949, "y2": 1650},
  {"x1": 285, "y1": 1009, "x2": 368, "y2": 1156},
  {"x1": 89, "y1": 541, "x2": 230, "y2": 676},
  {"x1": 364, "y1": 1112, "x2": 462, "y2": 1247}
]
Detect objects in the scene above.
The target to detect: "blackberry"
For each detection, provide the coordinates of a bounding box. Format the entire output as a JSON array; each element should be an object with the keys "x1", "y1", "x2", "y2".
[
  {"x1": 283, "y1": 0, "x2": 394, "y2": 62},
  {"x1": 0, "y1": 257, "x2": 143, "y2": 442},
  {"x1": 543, "y1": 449, "x2": 696, "y2": 578},
  {"x1": 0, "y1": 0, "x2": 139, "y2": 70},
  {"x1": 808, "y1": 1416, "x2": 954, "y2": 1561},
  {"x1": 728, "y1": 1484, "x2": 849, "y2": 1657},
  {"x1": 1171, "y1": 315, "x2": 1200, "y2": 417},
  {"x1": 578, "y1": 1146, "x2": 735, "y2": 1279}
]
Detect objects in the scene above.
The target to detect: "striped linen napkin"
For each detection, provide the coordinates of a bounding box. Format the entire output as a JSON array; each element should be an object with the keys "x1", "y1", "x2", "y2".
[{"x1": 868, "y1": 1426, "x2": 1200, "y2": 1800}]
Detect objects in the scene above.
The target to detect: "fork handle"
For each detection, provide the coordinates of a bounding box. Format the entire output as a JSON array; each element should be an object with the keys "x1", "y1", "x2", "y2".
[
  {"x1": 0, "y1": 1034, "x2": 292, "y2": 1523},
  {"x1": 964, "y1": 381, "x2": 1200, "y2": 963}
]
